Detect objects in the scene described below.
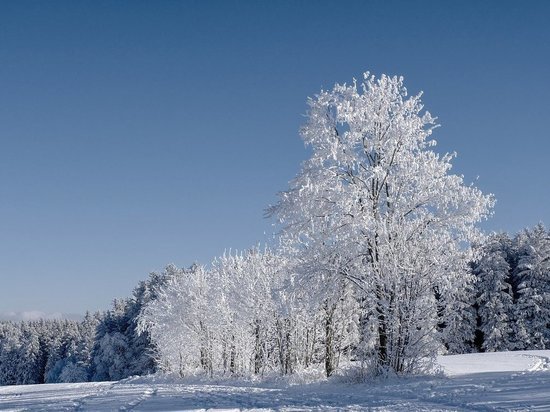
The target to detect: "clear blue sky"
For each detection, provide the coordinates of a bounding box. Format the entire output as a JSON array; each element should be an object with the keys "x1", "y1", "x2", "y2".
[{"x1": 1, "y1": 1, "x2": 549, "y2": 315}]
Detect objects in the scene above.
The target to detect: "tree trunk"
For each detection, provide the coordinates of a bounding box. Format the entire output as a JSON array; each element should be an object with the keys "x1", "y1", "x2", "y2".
[
  {"x1": 229, "y1": 334, "x2": 236, "y2": 375},
  {"x1": 285, "y1": 318, "x2": 292, "y2": 374},
  {"x1": 376, "y1": 295, "x2": 388, "y2": 372},
  {"x1": 324, "y1": 301, "x2": 336, "y2": 377},
  {"x1": 254, "y1": 319, "x2": 262, "y2": 374}
]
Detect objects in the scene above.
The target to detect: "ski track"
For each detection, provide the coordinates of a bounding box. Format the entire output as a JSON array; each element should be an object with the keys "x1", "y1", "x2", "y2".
[
  {"x1": 1, "y1": 351, "x2": 550, "y2": 411},
  {"x1": 524, "y1": 353, "x2": 550, "y2": 372},
  {"x1": 73, "y1": 381, "x2": 117, "y2": 411}
]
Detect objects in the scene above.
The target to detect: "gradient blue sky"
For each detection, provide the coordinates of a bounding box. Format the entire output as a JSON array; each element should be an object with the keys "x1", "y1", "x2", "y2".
[{"x1": 1, "y1": 1, "x2": 549, "y2": 315}]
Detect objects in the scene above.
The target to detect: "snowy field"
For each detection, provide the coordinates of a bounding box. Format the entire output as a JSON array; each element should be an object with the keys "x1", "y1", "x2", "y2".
[{"x1": 1, "y1": 351, "x2": 549, "y2": 411}]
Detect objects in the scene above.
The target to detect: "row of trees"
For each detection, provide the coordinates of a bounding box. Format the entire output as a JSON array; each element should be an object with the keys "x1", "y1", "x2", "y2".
[
  {"x1": 137, "y1": 250, "x2": 361, "y2": 378},
  {"x1": 1, "y1": 223, "x2": 548, "y2": 385},
  {"x1": 135, "y1": 223, "x2": 550, "y2": 379}
]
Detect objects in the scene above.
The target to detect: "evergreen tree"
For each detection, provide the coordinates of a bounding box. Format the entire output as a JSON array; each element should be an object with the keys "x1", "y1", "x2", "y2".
[
  {"x1": 513, "y1": 224, "x2": 550, "y2": 349},
  {"x1": 473, "y1": 234, "x2": 514, "y2": 352},
  {"x1": 0, "y1": 322, "x2": 21, "y2": 385}
]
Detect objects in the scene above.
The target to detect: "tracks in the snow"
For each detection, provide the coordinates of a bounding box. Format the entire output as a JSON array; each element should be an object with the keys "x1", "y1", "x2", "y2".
[
  {"x1": 73, "y1": 382, "x2": 158, "y2": 411},
  {"x1": 525, "y1": 353, "x2": 550, "y2": 372},
  {"x1": 118, "y1": 387, "x2": 158, "y2": 411},
  {"x1": 73, "y1": 382, "x2": 116, "y2": 411}
]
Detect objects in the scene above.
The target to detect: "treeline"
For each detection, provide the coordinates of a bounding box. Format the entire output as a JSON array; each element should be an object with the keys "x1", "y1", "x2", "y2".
[
  {"x1": 137, "y1": 251, "x2": 362, "y2": 378},
  {"x1": 0, "y1": 224, "x2": 548, "y2": 385},
  {"x1": 0, "y1": 275, "x2": 161, "y2": 386},
  {"x1": 0, "y1": 316, "x2": 96, "y2": 385},
  {"x1": 135, "y1": 224, "x2": 550, "y2": 379}
]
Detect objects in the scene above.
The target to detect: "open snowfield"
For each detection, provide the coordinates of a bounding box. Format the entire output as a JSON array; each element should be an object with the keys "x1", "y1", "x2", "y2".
[{"x1": 1, "y1": 351, "x2": 549, "y2": 411}]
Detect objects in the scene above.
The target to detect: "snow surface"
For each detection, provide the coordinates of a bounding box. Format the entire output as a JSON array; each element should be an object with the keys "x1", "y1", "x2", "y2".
[{"x1": 1, "y1": 351, "x2": 550, "y2": 411}]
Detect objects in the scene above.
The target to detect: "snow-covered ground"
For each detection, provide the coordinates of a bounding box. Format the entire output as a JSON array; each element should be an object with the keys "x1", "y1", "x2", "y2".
[{"x1": 1, "y1": 351, "x2": 549, "y2": 411}]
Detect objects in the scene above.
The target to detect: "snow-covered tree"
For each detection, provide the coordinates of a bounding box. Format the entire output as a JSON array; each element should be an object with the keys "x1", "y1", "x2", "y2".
[
  {"x1": 0, "y1": 322, "x2": 21, "y2": 385},
  {"x1": 513, "y1": 224, "x2": 550, "y2": 349},
  {"x1": 91, "y1": 299, "x2": 133, "y2": 381},
  {"x1": 279, "y1": 255, "x2": 361, "y2": 377},
  {"x1": 90, "y1": 275, "x2": 159, "y2": 381},
  {"x1": 45, "y1": 320, "x2": 82, "y2": 383},
  {"x1": 213, "y1": 248, "x2": 287, "y2": 376},
  {"x1": 473, "y1": 233, "x2": 514, "y2": 352},
  {"x1": 440, "y1": 278, "x2": 477, "y2": 354},
  {"x1": 270, "y1": 73, "x2": 494, "y2": 375},
  {"x1": 137, "y1": 249, "x2": 294, "y2": 378},
  {"x1": 16, "y1": 323, "x2": 43, "y2": 384},
  {"x1": 137, "y1": 263, "x2": 215, "y2": 377}
]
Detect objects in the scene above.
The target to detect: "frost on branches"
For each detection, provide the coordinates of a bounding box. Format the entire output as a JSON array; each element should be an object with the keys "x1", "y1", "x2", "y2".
[
  {"x1": 270, "y1": 73, "x2": 494, "y2": 375},
  {"x1": 136, "y1": 248, "x2": 361, "y2": 379},
  {"x1": 473, "y1": 234, "x2": 515, "y2": 352},
  {"x1": 137, "y1": 250, "x2": 291, "y2": 377},
  {"x1": 514, "y1": 224, "x2": 550, "y2": 349}
]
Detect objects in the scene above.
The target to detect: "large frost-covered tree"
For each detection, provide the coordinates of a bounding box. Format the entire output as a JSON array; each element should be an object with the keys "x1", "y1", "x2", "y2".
[{"x1": 271, "y1": 73, "x2": 494, "y2": 375}]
